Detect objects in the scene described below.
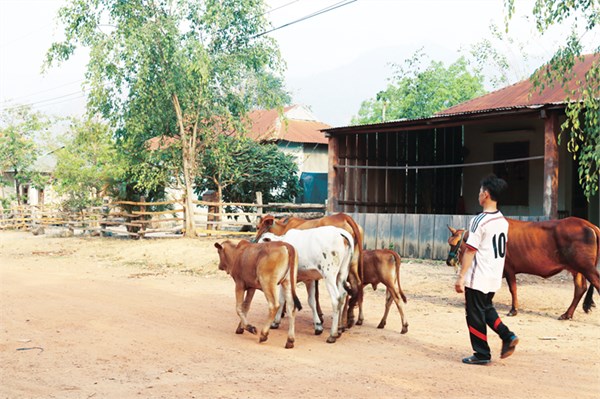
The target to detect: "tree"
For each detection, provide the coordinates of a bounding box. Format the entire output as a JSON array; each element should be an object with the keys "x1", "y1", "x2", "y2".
[
  {"x1": 352, "y1": 50, "x2": 486, "y2": 125},
  {"x1": 505, "y1": 0, "x2": 600, "y2": 199},
  {"x1": 197, "y1": 134, "x2": 301, "y2": 208},
  {"x1": 54, "y1": 117, "x2": 127, "y2": 211},
  {"x1": 45, "y1": 0, "x2": 290, "y2": 236},
  {"x1": 0, "y1": 106, "x2": 51, "y2": 205}
]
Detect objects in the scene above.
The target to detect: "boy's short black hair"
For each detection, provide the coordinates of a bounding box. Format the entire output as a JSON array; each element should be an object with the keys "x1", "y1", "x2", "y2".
[{"x1": 481, "y1": 174, "x2": 508, "y2": 202}]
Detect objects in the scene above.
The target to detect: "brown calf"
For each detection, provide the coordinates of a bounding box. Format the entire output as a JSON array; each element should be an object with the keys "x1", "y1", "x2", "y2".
[
  {"x1": 447, "y1": 217, "x2": 600, "y2": 320},
  {"x1": 356, "y1": 249, "x2": 409, "y2": 334},
  {"x1": 214, "y1": 240, "x2": 302, "y2": 348}
]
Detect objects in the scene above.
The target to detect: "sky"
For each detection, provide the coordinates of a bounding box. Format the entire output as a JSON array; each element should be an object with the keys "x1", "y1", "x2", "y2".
[{"x1": 1, "y1": 0, "x2": 598, "y2": 128}]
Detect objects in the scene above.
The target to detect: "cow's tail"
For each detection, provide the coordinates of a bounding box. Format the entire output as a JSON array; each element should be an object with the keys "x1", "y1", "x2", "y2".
[
  {"x1": 583, "y1": 223, "x2": 600, "y2": 312},
  {"x1": 344, "y1": 214, "x2": 364, "y2": 282},
  {"x1": 339, "y1": 229, "x2": 355, "y2": 293},
  {"x1": 391, "y1": 250, "x2": 407, "y2": 304},
  {"x1": 286, "y1": 243, "x2": 302, "y2": 311}
]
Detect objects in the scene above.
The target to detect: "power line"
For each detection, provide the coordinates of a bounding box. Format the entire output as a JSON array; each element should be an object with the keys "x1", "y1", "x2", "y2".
[
  {"x1": 3, "y1": 90, "x2": 86, "y2": 111},
  {"x1": 1, "y1": 79, "x2": 85, "y2": 105},
  {"x1": 253, "y1": 0, "x2": 358, "y2": 39}
]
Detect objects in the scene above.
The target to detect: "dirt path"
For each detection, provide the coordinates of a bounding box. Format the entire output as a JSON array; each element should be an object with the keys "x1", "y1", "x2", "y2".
[{"x1": 1, "y1": 231, "x2": 599, "y2": 399}]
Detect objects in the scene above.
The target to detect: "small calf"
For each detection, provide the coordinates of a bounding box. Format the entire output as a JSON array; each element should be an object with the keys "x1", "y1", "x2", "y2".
[
  {"x1": 356, "y1": 249, "x2": 408, "y2": 334},
  {"x1": 214, "y1": 240, "x2": 302, "y2": 348}
]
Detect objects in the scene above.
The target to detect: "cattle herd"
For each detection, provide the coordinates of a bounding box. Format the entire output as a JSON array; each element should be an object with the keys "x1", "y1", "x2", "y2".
[{"x1": 215, "y1": 213, "x2": 600, "y2": 349}]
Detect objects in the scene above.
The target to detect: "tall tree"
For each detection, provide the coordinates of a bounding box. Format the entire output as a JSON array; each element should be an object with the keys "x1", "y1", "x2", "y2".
[
  {"x1": 54, "y1": 117, "x2": 127, "y2": 211},
  {"x1": 0, "y1": 106, "x2": 51, "y2": 205},
  {"x1": 352, "y1": 50, "x2": 486, "y2": 125},
  {"x1": 45, "y1": 0, "x2": 289, "y2": 236},
  {"x1": 505, "y1": 0, "x2": 600, "y2": 199}
]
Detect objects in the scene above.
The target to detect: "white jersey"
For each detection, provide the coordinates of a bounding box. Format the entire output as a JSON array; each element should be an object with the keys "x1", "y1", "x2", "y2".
[{"x1": 464, "y1": 211, "x2": 509, "y2": 293}]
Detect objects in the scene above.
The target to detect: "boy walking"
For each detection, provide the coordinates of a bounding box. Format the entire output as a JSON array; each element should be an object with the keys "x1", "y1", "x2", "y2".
[{"x1": 455, "y1": 174, "x2": 519, "y2": 365}]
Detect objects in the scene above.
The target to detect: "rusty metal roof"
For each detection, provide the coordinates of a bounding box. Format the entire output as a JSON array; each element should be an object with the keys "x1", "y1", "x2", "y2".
[
  {"x1": 437, "y1": 53, "x2": 599, "y2": 116},
  {"x1": 246, "y1": 105, "x2": 330, "y2": 144}
]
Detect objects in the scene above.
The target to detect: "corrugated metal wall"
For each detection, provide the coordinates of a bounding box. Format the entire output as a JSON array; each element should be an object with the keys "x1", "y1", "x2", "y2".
[{"x1": 351, "y1": 212, "x2": 549, "y2": 260}]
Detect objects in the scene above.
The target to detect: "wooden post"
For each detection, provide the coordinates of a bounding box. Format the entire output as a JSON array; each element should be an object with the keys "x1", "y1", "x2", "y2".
[
  {"x1": 327, "y1": 134, "x2": 339, "y2": 214},
  {"x1": 139, "y1": 196, "x2": 146, "y2": 239},
  {"x1": 101, "y1": 197, "x2": 110, "y2": 237},
  {"x1": 543, "y1": 111, "x2": 559, "y2": 220},
  {"x1": 256, "y1": 192, "x2": 263, "y2": 224}
]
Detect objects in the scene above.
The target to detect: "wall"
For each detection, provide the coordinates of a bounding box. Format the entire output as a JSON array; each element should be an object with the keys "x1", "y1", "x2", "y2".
[
  {"x1": 462, "y1": 115, "x2": 572, "y2": 216},
  {"x1": 277, "y1": 142, "x2": 328, "y2": 174}
]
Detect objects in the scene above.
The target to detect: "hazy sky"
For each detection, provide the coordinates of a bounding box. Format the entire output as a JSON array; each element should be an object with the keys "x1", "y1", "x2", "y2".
[{"x1": 1, "y1": 0, "x2": 598, "y2": 127}]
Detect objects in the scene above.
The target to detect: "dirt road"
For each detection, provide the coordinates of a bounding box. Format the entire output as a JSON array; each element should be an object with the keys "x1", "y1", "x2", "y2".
[{"x1": 1, "y1": 231, "x2": 599, "y2": 398}]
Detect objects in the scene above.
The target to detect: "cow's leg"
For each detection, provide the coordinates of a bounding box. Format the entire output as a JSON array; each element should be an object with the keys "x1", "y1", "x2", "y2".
[
  {"x1": 560, "y1": 272, "x2": 587, "y2": 320},
  {"x1": 259, "y1": 285, "x2": 280, "y2": 343},
  {"x1": 306, "y1": 280, "x2": 324, "y2": 335},
  {"x1": 356, "y1": 284, "x2": 365, "y2": 326},
  {"x1": 270, "y1": 287, "x2": 285, "y2": 329},
  {"x1": 282, "y1": 280, "x2": 297, "y2": 349},
  {"x1": 236, "y1": 287, "x2": 257, "y2": 334},
  {"x1": 504, "y1": 270, "x2": 519, "y2": 316},
  {"x1": 314, "y1": 281, "x2": 324, "y2": 324},
  {"x1": 325, "y1": 279, "x2": 343, "y2": 343},
  {"x1": 378, "y1": 289, "x2": 393, "y2": 329},
  {"x1": 344, "y1": 248, "x2": 361, "y2": 328},
  {"x1": 390, "y1": 287, "x2": 409, "y2": 334},
  {"x1": 583, "y1": 284, "x2": 597, "y2": 313}
]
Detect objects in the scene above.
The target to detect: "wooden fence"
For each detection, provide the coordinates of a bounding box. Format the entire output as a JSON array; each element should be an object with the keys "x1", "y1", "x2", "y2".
[
  {"x1": 351, "y1": 212, "x2": 549, "y2": 260},
  {"x1": 0, "y1": 198, "x2": 326, "y2": 238}
]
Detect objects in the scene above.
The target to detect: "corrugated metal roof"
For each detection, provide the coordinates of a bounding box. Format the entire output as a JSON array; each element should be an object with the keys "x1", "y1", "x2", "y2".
[{"x1": 437, "y1": 53, "x2": 599, "y2": 116}]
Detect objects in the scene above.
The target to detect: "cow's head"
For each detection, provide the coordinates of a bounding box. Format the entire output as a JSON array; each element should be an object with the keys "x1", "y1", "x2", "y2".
[
  {"x1": 214, "y1": 241, "x2": 237, "y2": 273},
  {"x1": 254, "y1": 215, "x2": 275, "y2": 242},
  {"x1": 446, "y1": 226, "x2": 467, "y2": 268}
]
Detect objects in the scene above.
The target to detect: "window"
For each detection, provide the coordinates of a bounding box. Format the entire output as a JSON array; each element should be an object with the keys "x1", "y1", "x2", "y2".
[{"x1": 493, "y1": 142, "x2": 529, "y2": 206}]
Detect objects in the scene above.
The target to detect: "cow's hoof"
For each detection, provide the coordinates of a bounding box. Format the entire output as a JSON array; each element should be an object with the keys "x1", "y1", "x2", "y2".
[
  {"x1": 271, "y1": 322, "x2": 280, "y2": 329},
  {"x1": 558, "y1": 313, "x2": 572, "y2": 320},
  {"x1": 356, "y1": 319, "x2": 363, "y2": 326},
  {"x1": 314, "y1": 324, "x2": 324, "y2": 335},
  {"x1": 377, "y1": 322, "x2": 385, "y2": 329},
  {"x1": 583, "y1": 301, "x2": 596, "y2": 313},
  {"x1": 507, "y1": 309, "x2": 518, "y2": 317},
  {"x1": 285, "y1": 339, "x2": 295, "y2": 349},
  {"x1": 259, "y1": 333, "x2": 268, "y2": 342},
  {"x1": 326, "y1": 336, "x2": 337, "y2": 344},
  {"x1": 401, "y1": 324, "x2": 409, "y2": 334},
  {"x1": 235, "y1": 327, "x2": 244, "y2": 334},
  {"x1": 247, "y1": 325, "x2": 258, "y2": 334}
]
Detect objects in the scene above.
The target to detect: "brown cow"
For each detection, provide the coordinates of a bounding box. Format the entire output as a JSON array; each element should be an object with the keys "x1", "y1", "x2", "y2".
[
  {"x1": 214, "y1": 240, "x2": 302, "y2": 348},
  {"x1": 356, "y1": 249, "x2": 409, "y2": 334},
  {"x1": 255, "y1": 213, "x2": 364, "y2": 327},
  {"x1": 446, "y1": 217, "x2": 600, "y2": 320}
]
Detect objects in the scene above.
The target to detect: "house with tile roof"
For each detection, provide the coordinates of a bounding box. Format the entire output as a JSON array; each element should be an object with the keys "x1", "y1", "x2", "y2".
[{"x1": 245, "y1": 104, "x2": 330, "y2": 203}]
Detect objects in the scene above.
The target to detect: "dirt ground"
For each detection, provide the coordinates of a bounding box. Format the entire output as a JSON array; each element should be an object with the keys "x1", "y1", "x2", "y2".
[{"x1": 1, "y1": 230, "x2": 599, "y2": 399}]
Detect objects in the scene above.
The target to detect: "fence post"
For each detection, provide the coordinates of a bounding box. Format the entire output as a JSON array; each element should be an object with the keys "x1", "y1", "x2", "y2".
[
  {"x1": 101, "y1": 197, "x2": 110, "y2": 237},
  {"x1": 256, "y1": 192, "x2": 263, "y2": 224},
  {"x1": 202, "y1": 190, "x2": 218, "y2": 236},
  {"x1": 139, "y1": 196, "x2": 146, "y2": 239}
]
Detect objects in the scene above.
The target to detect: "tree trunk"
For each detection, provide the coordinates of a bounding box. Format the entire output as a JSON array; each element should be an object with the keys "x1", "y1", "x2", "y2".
[{"x1": 173, "y1": 93, "x2": 197, "y2": 238}]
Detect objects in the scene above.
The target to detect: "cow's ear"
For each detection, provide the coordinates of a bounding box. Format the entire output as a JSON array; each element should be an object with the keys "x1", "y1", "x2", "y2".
[
  {"x1": 447, "y1": 225, "x2": 457, "y2": 235},
  {"x1": 214, "y1": 242, "x2": 222, "y2": 250}
]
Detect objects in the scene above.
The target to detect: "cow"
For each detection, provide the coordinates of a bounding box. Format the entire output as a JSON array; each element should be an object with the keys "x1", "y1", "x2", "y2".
[
  {"x1": 355, "y1": 249, "x2": 409, "y2": 334},
  {"x1": 255, "y1": 213, "x2": 364, "y2": 328},
  {"x1": 446, "y1": 217, "x2": 600, "y2": 320},
  {"x1": 214, "y1": 240, "x2": 302, "y2": 348},
  {"x1": 258, "y1": 226, "x2": 354, "y2": 343}
]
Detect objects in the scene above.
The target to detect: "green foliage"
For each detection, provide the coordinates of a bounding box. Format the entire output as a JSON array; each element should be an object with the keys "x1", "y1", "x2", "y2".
[
  {"x1": 54, "y1": 117, "x2": 127, "y2": 211},
  {"x1": 196, "y1": 134, "x2": 301, "y2": 204},
  {"x1": 505, "y1": 0, "x2": 600, "y2": 199},
  {"x1": 45, "y1": 0, "x2": 291, "y2": 235},
  {"x1": 352, "y1": 50, "x2": 486, "y2": 125},
  {"x1": 0, "y1": 106, "x2": 51, "y2": 205}
]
